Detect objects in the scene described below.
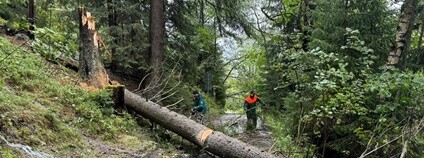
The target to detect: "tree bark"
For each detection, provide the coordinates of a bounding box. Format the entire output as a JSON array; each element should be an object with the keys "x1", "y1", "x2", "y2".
[
  {"x1": 200, "y1": 0, "x2": 205, "y2": 25},
  {"x1": 107, "y1": 0, "x2": 118, "y2": 72},
  {"x1": 148, "y1": 0, "x2": 165, "y2": 101},
  {"x1": 416, "y1": 17, "x2": 424, "y2": 65},
  {"x1": 28, "y1": 0, "x2": 35, "y2": 39},
  {"x1": 78, "y1": 7, "x2": 109, "y2": 88},
  {"x1": 124, "y1": 89, "x2": 276, "y2": 158},
  {"x1": 387, "y1": 0, "x2": 418, "y2": 67}
]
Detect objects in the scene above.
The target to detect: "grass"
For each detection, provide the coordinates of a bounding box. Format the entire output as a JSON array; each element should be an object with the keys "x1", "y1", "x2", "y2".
[
  {"x1": 0, "y1": 147, "x2": 22, "y2": 158},
  {"x1": 0, "y1": 36, "x2": 184, "y2": 157}
]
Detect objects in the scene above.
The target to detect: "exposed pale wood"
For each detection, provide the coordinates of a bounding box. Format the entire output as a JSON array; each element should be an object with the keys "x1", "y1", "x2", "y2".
[
  {"x1": 78, "y1": 7, "x2": 109, "y2": 88},
  {"x1": 124, "y1": 89, "x2": 276, "y2": 158}
]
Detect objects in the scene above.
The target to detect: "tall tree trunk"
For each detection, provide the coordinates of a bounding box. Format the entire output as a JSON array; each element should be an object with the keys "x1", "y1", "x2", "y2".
[
  {"x1": 148, "y1": 0, "x2": 165, "y2": 101},
  {"x1": 200, "y1": 0, "x2": 205, "y2": 25},
  {"x1": 302, "y1": 0, "x2": 311, "y2": 51},
  {"x1": 416, "y1": 17, "x2": 424, "y2": 65},
  {"x1": 387, "y1": 0, "x2": 418, "y2": 67},
  {"x1": 78, "y1": 7, "x2": 109, "y2": 88},
  {"x1": 28, "y1": 0, "x2": 35, "y2": 39},
  {"x1": 123, "y1": 89, "x2": 276, "y2": 158},
  {"x1": 107, "y1": 0, "x2": 118, "y2": 72}
]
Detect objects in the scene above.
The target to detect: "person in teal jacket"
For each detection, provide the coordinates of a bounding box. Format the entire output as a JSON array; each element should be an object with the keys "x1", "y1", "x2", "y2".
[{"x1": 191, "y1": 90, "x2": 207, "y2": 124}]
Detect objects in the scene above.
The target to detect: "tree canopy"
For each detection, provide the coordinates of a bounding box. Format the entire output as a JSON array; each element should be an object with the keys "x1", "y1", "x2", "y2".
[{"x1": 0, "y1": 0, "x2": 423, "y2": 157}]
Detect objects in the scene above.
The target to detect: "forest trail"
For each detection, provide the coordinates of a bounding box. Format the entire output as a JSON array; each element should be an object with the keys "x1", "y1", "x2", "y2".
[
  {"x1": 0, "y1": 34, "x2": 277, "y2": 157},
  {"x1": 82, "y1": 133, "x2": 150, "y2": 158},
  {"x1": 3, "y1": 0, "x2": 424, "y2": 156},
  {"x1": 212, "y1": 113, "x2": 274, "y2": 151},
  {"x1": 109, "y1": 72, "x2": 277, "y2": 157}
]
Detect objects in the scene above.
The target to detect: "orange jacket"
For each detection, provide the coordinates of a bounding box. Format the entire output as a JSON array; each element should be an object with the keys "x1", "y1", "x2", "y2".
[
  {"x1": 245, "y1": 95, "x2": 258, "y2": 104},
  {"x1": 244, "y1": 95, "x2": 263, "y2": 110}
]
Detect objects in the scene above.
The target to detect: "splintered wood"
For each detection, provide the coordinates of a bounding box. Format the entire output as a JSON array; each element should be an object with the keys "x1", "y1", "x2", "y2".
[
  {"x1": 80, "y1": 10, "x2": 99, "y2": 47},
  {"x1": 78, "y1": 7, "x2": 109, "y2": 89}
]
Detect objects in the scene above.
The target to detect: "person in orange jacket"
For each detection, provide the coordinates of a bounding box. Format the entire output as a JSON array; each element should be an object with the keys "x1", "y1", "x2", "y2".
[{"x1": 243, "y1": 91, "x2": 265, "y2": 131}]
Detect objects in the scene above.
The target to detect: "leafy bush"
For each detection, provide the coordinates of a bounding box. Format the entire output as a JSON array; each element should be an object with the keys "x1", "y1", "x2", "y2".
[
  {"x1": 32, "y1": 27, "x2": 78, "y2": 60},
  {"x1": 270, "y1": 29, "x2": 424, "y2": 157}
]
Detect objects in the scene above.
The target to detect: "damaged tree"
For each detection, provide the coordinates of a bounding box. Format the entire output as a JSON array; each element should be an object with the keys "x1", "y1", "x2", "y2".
[
  {"x1": 124, "y1": 89, "x2": 276, "y2": 158},
  {"x1": 77, "y1": 6, "x2": 274, "y2": 158},
  {"x1": 78, "y1": 7, "x2": 109, "y2": 88},
  {"x1": 387, "y1": 0, "x2": 418, "y2": 67}
]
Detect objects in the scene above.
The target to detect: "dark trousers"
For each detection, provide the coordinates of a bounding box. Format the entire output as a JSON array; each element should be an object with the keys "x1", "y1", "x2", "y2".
[
  {"x1": 246, "y1": 109, "x2": 257, "y2": 131},
  {"x1": 193, "y1": 112, "x2": 204, "y2": 125}
]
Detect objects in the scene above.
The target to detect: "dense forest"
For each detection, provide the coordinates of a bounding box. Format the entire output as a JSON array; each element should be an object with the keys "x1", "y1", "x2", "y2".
[{"x1": 0, "y1": 0, "x2": 423, "y2": 157}]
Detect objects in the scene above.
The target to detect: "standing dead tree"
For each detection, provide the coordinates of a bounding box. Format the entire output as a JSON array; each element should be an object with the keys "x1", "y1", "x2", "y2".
[
  {"x1": 78, "y1": 7, "x2": 109, "y2": 88},
  {"x1": 76, "y1": 6, "x2": 275, "y2": 158}
]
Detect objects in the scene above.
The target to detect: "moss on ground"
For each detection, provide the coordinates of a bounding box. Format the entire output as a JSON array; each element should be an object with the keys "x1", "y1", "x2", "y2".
[{"x1": 0, "y1": 36, "x2": 186, "y2": 157}]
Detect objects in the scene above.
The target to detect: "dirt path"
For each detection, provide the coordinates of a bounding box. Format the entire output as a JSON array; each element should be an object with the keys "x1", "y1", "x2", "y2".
[
  {"x1": 81, "y1": 132, "x2": 176, "y2": 158},
  {"x1": 211, "y1": 113, "x2": 274, "y2": 151}
]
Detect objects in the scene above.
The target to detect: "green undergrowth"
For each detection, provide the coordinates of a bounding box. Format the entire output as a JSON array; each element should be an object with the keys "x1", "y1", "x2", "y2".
[
  {"x1": 203, "y1": 90, "x2": 225, "y2": 117},
  {"x1": 0, "y1": 36, "x2": 180, "y2": 157},
  {"x1": 264, "y1": 109, "x2": 312, "y2": 157}
]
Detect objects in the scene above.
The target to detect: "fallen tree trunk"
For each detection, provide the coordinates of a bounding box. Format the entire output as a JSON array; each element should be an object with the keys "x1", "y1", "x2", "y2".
[
  {"x1": 124, "y1": 89, "x2": 276, "y2": 158},
  {"x1": 46, "y1": 56, "x2": 79, "y2": 72}
]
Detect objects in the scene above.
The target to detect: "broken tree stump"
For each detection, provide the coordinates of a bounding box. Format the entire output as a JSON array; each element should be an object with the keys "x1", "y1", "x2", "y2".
[{"x1": 78, "y1": 7, "x2": 108, "y2": 88}]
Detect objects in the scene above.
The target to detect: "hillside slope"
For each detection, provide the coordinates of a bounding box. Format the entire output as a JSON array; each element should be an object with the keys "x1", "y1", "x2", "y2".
[{"x1": 0, "y1": 35, "x2": 189, "y2": 157}]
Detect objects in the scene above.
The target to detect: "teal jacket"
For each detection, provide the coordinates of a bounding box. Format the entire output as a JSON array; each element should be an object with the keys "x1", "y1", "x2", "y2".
[{"x1": 193, "y1": 94, "x2": 207, "y2": 114}]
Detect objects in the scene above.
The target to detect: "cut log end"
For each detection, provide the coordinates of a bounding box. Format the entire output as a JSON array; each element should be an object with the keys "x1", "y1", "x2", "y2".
[
  {"x1": 109, "y1": 85, "x2": 125, "y2": 107},
  {"x1": 123, "y1": 89, "x2": 277, "y2": 158}
]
